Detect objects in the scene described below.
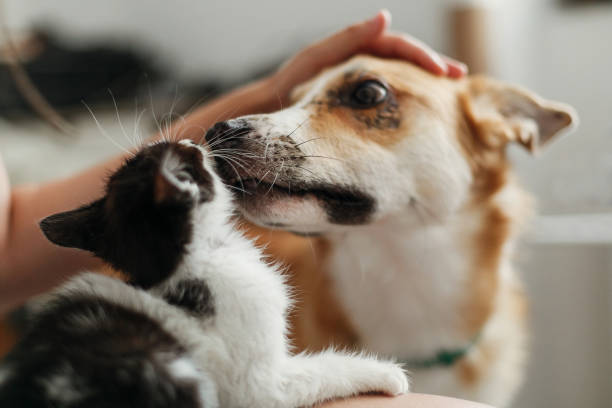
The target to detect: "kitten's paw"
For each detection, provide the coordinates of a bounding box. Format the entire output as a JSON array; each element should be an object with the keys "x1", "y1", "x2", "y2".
[
  {"x1": 363, "y1": 361, "x2": 410, "y2": 396},
  {"x1": 279, "y1": 352, "x2": 409, "y2": 407}
]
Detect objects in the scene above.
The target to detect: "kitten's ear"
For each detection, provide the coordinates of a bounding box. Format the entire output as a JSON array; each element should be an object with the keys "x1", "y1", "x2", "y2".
[
  {"x1": 40, "y1": 199, "x2": 105, "y2": 252},
  {"x1": 154, "y1": 167, "x2": 194, "y2": 204},
  {"x1": 154, "y1": 152, "x2": 197, "y2": 204},
  {"x1": 461, "y1": 77, "x2": 577, "y2": 153},
  {"x1": 154, "y1": 169, "x2": 181, "y2": 204}
]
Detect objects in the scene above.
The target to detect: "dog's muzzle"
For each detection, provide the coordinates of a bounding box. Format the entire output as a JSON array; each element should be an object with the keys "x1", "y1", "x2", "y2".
[
  {"x1": 205, "y1": 120, "x2": 258, "y2": 183},
  {"x1": 205, "y1": 120, "x2": 253, "y2": 150}
]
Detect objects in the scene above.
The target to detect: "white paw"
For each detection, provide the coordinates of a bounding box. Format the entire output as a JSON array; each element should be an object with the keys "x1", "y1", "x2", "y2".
[{"x1": 366, "y1": 362, "x2": 410, "y2": 396}]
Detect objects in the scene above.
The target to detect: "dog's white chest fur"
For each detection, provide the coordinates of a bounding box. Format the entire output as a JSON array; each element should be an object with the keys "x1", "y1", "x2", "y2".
[{"x1": 327, "y1": 217, "x2": 472, "y2": 359}]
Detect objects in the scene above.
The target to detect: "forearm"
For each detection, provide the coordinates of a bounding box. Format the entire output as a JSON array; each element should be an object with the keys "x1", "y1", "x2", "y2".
[
  {"x1": 168, "y1": 77, "x2": 278, "y2": 141},
  {"x1": 0, "y1": 9, "x2": 465, "y2": 313},
  {"x1": 0, "y1": 78, "x2": 276, "y2": 314},
  {"x1": 0, "y1": 158, "x2": 121, "y2": 315},
  {"x1": 0, "y1": 155, "x2": 10, "y2": 252}
]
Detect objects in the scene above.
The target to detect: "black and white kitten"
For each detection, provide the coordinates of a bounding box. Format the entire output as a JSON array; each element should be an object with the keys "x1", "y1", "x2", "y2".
[{"x1": 0, "y1": 140, "x2": 408, "y2": 407}]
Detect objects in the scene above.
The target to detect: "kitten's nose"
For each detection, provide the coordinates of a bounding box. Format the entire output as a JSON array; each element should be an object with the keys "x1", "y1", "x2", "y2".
[{"x1": 205, "y1": 120, "x2": 253, "y2": 150}]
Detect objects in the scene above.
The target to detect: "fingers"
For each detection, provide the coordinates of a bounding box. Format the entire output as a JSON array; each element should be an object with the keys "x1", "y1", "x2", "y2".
[
  {"x1": 273, "y1": 9, "x2": 467, "y2": 103},
  {"x1": 441, "y1": 55, "x2": 469, "y2": 78},
  {"x1": 365, "y1": 32, "x2": 446, "y2": 75},
  {"x1": 308, "y1": 10, "x2": 390, "y2": 67},
  {"x1": 365, "y1": 32, "x2": 468, "y2": 78}
]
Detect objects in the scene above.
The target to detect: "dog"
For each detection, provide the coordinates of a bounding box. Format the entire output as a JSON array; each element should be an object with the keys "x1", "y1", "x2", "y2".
[{"x1": 204, "y1": 55, "x2": 577, "y2": 406}]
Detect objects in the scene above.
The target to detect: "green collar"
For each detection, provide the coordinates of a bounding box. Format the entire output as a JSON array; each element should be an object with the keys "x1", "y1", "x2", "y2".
[{"x1": 402, "y1": 333, "x2": 481, "y2": 369}]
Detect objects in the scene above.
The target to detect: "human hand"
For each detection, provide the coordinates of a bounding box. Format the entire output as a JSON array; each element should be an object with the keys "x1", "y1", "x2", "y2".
[
  {"x1": 269, "y1": 9, "x2": 467, "y2": 106},
  {"x1": 167, "y1": 10, "x2": 467, "y2": 141}
]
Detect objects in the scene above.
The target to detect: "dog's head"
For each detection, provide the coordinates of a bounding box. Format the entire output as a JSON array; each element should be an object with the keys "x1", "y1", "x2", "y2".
[{"x1": 206, "y1": 55, "x2": 576, "y2": 234}]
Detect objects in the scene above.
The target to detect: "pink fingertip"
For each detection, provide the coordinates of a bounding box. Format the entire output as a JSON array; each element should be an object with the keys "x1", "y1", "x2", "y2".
[
  {"x1": 442, "y1": 56, "x2": 468, "y2": 77},
  {"x1": 455, "y1": 62, "x2": 469, "y2": 76},
  {"x1": 446, "y1": 63, "x2": 468, "y2": 78},
  {"x1": 379, "y1": 9, "x2": 392, "y2": 29},
  {"x1": 431, "y1": 55, "x2": 449, "y2": 76},
  {"x1": 365, "y1": 10, "x2": 389, "y2": 34}
]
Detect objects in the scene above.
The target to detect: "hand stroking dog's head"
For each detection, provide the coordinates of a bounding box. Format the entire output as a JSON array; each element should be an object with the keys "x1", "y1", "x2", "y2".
[{"x1": 206, "y1": 55, "x2": 576, "y2": 234}]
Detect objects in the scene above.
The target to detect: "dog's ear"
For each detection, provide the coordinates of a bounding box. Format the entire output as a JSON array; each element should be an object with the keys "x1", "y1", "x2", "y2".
[
  {"x1": 40, "y1": 199, "x2": 105, "y2": 252},
  {"x1": 460, "y1": 77, "x2": 577, "y2": 153}
]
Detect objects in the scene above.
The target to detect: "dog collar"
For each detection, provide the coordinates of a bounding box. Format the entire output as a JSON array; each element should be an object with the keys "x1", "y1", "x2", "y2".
[{"x1": 402, "y1": 333, "x2": 481, "y2": 369}]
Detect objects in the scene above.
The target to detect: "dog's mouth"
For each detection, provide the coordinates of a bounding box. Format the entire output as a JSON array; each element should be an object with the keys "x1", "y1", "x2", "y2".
[{"x1": 229, "y1": 177, "x2": 376, "y2": 226}]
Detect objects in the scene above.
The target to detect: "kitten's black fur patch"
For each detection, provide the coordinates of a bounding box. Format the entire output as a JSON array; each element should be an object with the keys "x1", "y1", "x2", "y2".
[
  {"x1": 2, "y1": 141, "x2": 219, "y2": 407},
  {"x1": 40, "y1": 199, "x2": 106, "y2": 253},
  {"x1": 40, "y1": 142, "x2": 213, "y2": 289},
  {"x1": 0, "y1": 297, "x2": 202, "y2": 408},
  {"x1": 164, "y1": 279, "x2": 215, "y2": 317}
]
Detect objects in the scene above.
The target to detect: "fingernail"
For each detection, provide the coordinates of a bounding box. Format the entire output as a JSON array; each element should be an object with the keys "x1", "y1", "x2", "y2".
[
  {"x1": 443, "y1": 56, "x2": 469, "y2": 76},
  {"x1": 432, "y1": 54, "x2": 449, "y2": 75},
  {"x1": 379, "y1": 9, "x2": 392, "y2": 26},
  {"x1": 457, "y1": 61, "x2": 469, "y2": 74}
]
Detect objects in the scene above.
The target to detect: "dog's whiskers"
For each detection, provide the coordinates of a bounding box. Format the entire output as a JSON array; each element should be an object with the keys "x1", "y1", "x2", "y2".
[
  {"x1": 265, "y1": 168, "x2": 281, "y2": 197},
  {"x1": 211, "y1": 148, "x2": 260, "y2": 159},
  {"x1": 286, "y1": 117, "x2": 310, "y2": 138},
  {"x1": 206, "y1": 133, "x2": 248, "y2": 150},
  {"x1": 255, "y1": 169, "x2": 272, "y2": 188},
  {"x1": 223, "y1": 183, "x2": 251, "y2": 195},
  {"x1": 214, "y1": 155, "x2": 248, "y2": 197},
  {"x1": 284, "y1": 164, "x2": 319, "y2": 178},
  {"x1": 205, "y1": 128, "x2": 251, "y2": 149},
  {"x1": 294, "y1": 137, "x2": 325, "y2": 148},
  {"x1": 211, "y1": 153, "x2": 251, "y2": 173},
  {"x1": 296, "y1": 155, "x2": 345, "y2": 163}
]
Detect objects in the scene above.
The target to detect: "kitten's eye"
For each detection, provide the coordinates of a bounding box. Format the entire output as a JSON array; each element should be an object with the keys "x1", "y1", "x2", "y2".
[{"x1": 350, "y1": 80, "x2": 388, "y2": 108}]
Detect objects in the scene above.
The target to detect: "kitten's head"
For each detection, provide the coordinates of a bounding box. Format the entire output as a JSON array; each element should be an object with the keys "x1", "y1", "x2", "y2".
[{"x1": 40, "y1": 140, "x2": 227, "y2": 288}]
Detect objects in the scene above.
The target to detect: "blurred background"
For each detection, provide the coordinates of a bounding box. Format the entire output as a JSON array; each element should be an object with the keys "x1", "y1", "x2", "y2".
[{"x1": 0, "y1": 0, "x2": 610, "y2": 406}]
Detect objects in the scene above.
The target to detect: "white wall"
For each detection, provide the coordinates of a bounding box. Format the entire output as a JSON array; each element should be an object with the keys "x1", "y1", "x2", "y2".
[
  {"x1": 514, "y1": 245, "x2": 612, "y2": 408},
  {"x1": 506, "y1": 1, "x2": 612, "y2": 214},
  {"x1": 4, "y1": 0, "x2": 450, "y2": 81}
]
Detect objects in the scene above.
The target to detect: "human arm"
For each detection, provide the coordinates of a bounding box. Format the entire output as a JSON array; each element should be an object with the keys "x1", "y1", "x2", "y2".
[
  {"x1": 0, "y1": 78, "x2": 277, "y2": 315},
  {"x1": 0, "y1": 10, "x2": 466, "y2": 314}
]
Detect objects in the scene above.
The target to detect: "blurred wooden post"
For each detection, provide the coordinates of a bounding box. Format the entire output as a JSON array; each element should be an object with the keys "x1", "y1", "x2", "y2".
[{"x1": 450, "y1": 5, "x2": 490, "y2": 74}]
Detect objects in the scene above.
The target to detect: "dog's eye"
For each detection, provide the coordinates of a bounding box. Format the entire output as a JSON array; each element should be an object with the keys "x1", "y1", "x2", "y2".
[{"x1": 350, "y1": 80, "x2": 388, "y2": 108}]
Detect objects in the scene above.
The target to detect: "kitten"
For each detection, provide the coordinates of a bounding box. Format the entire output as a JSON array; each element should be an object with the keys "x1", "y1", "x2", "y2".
[{"x1": 0, "y1": 140, "x2": 408, "y2": 407}]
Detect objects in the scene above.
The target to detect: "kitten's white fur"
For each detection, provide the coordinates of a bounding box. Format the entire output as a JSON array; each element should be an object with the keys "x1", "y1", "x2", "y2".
[{"x1": 29, "y1": 140, "x2": 409, "y2": 408}]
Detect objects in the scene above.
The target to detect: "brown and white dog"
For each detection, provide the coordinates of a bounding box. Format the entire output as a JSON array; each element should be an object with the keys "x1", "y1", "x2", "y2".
[{"x1": 205, "y1": 55, "x2": 577, "y2": 406}]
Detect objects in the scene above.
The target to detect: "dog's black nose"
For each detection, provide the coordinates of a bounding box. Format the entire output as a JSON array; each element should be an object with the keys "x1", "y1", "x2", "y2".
[
  {"x1": 205, "y1": 120, "x2": 256, "y2": 184},
  {"x1": 205, "y1": 120, "x2": 253, "y2": 150},
  {"x1": 205, "y1": 121, "x2": 231, "y2": 145}
]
